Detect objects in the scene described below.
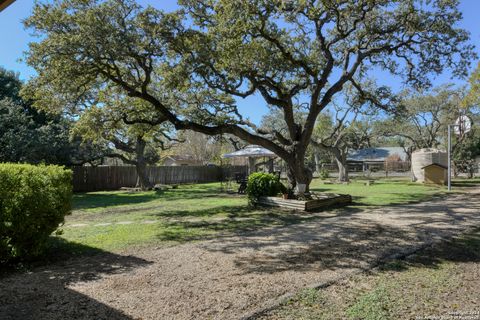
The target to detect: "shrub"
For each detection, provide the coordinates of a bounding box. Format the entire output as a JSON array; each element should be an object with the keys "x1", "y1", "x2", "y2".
[
  {"x1": 319, "y1": 168, "x2": 330, "y2": 180},
  {"x1": 246, "y1": 172, "x2": 286, "y2": 203},
  {"x1": 0, "y1": 163, "x2": 72, "y2": 263}
]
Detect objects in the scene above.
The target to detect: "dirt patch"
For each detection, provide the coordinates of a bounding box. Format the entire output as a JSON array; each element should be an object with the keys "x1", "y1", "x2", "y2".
[
  {"x1": 1, "y1": 189, "x2": 479, "y2": 320},
  {"x1": 256, "y1": 230, "x2": 480, "y2": 320}
]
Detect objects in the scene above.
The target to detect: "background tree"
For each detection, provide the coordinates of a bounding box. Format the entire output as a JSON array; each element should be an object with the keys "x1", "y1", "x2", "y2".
[
  {"x1": 453, "y1": 129, "x2": 480, "y2": 178},
  {"x1": 453, "y1": 68, "x2": 480, "y2": 177},
  {"x1": 73, "y1": 99, "x2": 176, "y2": 190},
  {"x1": 377, "y1": 85, "x2": 466, "y2": 158},
  {"x1": 170, "y1": 131, "x2": 227, "y2": 165},
  {"x1": 23, "y1": 0, "x2": 475, "y2": 193},
  {"x1": 312, "y1": 102, "x2": 374, "y2": 182},
  {"x1": 0, "y1": 67, "x2": 92, "y2": 165},
  {"x1": 0, "y1": 68, "x2": 22, "y2": 103},
  {"x1": 464, "y1": 61, "x2": 480, "y2": 108},
  {"x1": 449, "y1": 103, "x2": 479, "y2": 177}
]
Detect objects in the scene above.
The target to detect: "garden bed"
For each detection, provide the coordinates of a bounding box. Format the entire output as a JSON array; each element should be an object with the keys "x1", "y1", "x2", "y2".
[{"x1": 256, "y1": 193, "x2": 352, "y2": 211}]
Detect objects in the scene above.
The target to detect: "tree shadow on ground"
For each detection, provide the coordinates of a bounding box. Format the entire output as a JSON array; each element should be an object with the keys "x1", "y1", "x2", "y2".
[
  {"x1": 148, "y1": 204, "x2": 254, "y2": 220},
  {"x1": 150, "y1": 203, "x2": 363, "y2": 243},
  {"x1": 0, "y1": 238, "x2": 152, "y2": 320},
  {"x1": 73, "y1": 192, "x2": 161, "y2": 210},
  {"x1": 194, "y1": 192, "x2": 480, "y2": 276},
  {"x1": 155, "y1": 207, "x2": 314, "y2": 242},
  {"x1": 347, "y1": 191, "x2": 449, "y2": 209},
  {"x1": 380, "y1": 229, "x2": 480, "y2": 273},
  {"x1": 73, "y1": 184, "x2": 235, "y2": 210},
  {"x1": 452, "y1": 179, "x2": 480, "y2": 188},
  {"x1": 157, "y1": 184, "x2": 242, "y2": 202},
  {"x1": 311, "y1": 187, "x2": 445, "y2": 207}
]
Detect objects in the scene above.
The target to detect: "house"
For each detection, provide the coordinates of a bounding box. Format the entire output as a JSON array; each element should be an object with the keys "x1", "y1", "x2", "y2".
[
  {"x1": 162, "y1": 155, "x2": 204, "y2": 166},
  {"x1": 347, "y1": 147, "x2": 409, "y2": 171}
]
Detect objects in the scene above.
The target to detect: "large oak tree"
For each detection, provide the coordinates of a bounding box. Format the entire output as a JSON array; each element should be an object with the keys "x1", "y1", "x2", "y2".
[
  {"x1": 23, "y1": 0, "x2": 475, "y2": 191},
  {"x1": 73, "y1": 101, "x2": 176, "y2": 190}
]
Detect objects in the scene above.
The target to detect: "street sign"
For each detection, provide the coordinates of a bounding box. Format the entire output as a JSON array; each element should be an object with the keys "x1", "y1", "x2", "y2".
[{"x1": 454, "y1": 115, "x2": 472, "y2": 135}]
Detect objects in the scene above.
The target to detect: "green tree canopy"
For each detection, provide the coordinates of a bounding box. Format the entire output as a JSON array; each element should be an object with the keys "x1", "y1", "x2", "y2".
[
  {"x1": 0, "y1": 68, "x2": 22, "y2": 103},
  {"x1": 23, "y1": 0, "x2": 476, "y2": 191},
  {"x1": 453, "y1": 129, "x2": 480, "y2": 178},
  {"x1": 0, "y1": 67, "x2": 100, "y2": 165},
  {"x1": 377, "y1": 84, "x2": 467, "y2": 153},
  {"x1": 311, "y1": 97, "x2": 376, "y2": 182},
  {"x1": 73, "y1": 94, "x2": 176, "y2": 189},
  {"x1": 465, "y1": 62, "x2": 480, "y2": 108}
]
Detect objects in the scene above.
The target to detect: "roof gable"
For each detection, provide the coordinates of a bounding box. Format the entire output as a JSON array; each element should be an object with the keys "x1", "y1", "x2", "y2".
[{"x1": 421, "y1": 163, "x2": 448, "y2": 170}]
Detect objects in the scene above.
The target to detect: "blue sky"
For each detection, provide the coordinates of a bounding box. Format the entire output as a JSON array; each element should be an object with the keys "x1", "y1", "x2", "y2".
[{"x1": 1, "y1": 0, "x2": 479, "y2": 124}]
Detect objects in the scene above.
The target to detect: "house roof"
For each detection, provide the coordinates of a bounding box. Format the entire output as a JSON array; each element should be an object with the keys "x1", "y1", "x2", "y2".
[
  {"x1": 421, "y1": 163, "x2": 448, "y2": 170},
  {"x1": 347, "y1": 147, "x2": 407, "y2": 162}
]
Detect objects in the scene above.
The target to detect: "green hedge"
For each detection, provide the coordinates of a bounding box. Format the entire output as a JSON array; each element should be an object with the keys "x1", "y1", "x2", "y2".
[
  {"x1": 0, "y1": 163, "x2": 72, "y2": 263},
  {"x1": 246, "y1": 172, "x2": 286, "y2": 204}
]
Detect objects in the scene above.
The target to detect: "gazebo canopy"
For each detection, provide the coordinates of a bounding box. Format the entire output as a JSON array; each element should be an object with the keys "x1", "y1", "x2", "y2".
[{"x1": 223, "y1": 145, "x2": 276, "y2": 158}]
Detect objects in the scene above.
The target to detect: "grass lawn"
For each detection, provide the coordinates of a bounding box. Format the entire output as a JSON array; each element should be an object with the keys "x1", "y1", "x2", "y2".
[
  {"x1": 258, "y1": 229, "x2": 480, "y2": 320},
  {"x1": 50, "y1": 177, "x2": 464, "y2": 255},
  {"x1": 310, "y1": 177, "x2": 445, "y2": 207},
  {"x1": 55, "y1": 183, "x2": 314, "y2": 253}
]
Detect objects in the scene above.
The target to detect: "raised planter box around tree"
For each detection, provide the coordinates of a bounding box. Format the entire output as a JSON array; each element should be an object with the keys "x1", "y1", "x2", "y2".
[{"x1": 256, "y1": 193, "x2": 352, "y2": 212}]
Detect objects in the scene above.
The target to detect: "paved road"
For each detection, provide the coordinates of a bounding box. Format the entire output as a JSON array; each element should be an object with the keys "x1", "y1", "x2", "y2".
[{"x1": 1, "y1": 188, "x2": 479, "y2": 320}]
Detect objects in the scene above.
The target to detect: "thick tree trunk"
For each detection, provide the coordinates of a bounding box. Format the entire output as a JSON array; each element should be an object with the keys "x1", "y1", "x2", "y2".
[
  {"x1": 135, "y1": 160, "x2": 153, "y2": 190},
  {"x1": 452, "y1": 161, "x2": 459, "y2": 178},
  {"x1": 332, "y1": 148, "x2": 349, "y2": 182},
  {"x1": 335, "y1": 158, "x2": 349, "y2": 182},
  {"x1": 285, "y1": 155, "x2": 313, "y2": 195},
  {"x1": 468, "y1": 165, "x2": 474, "y2": 179},
  {"x1": 135, "y1": 137, "x2": 153, "y2": 190},
  {"x1": 314, "y1": 152, "x2": 321, "y2": 174}
]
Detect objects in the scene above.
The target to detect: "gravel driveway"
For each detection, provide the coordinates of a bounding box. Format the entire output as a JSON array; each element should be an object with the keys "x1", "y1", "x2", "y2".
[{"x1": 1, "y1": 188, "x2": 479, "y2": 320}]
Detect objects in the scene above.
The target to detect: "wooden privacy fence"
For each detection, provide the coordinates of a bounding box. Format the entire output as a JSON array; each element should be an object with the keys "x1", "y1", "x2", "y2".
[{"x1": 72, "y1": 165, "x2": 248, "y2": 192}]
